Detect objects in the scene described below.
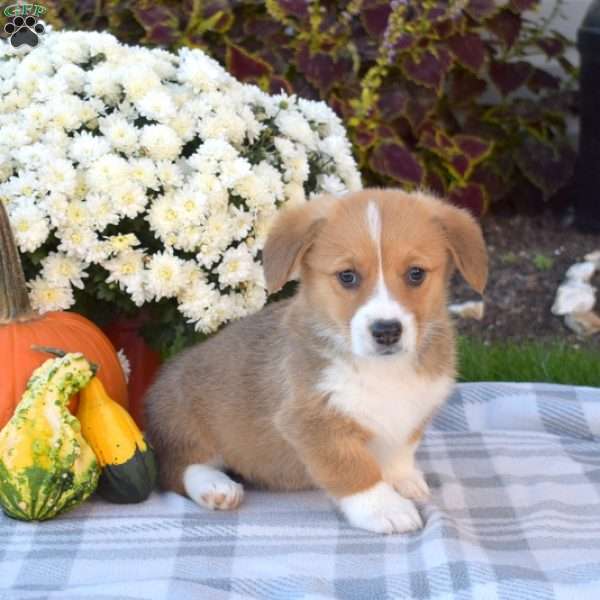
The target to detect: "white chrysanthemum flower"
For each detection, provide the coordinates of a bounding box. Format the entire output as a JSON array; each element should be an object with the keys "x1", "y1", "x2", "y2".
[
  {"x1": 50, "y1": 95, "x2": 88, "y2": 131},
  {"x1": 69, "y1": 131, "x2": 111, "y2": 166},
  {"x1": 50, "y1": 31, "x2": 90, "y2": 65},
  {"x1": 145, "y1": 251, "x2": 187, "y2": 299},
  {"x1": 174, "y1": 186, "x2": 207, "y2": 221},
  {"x1": 121, "y1": 65, "x2": 162, "y2": 102},
  {"x1": 11, "y1": 142, "x2": 58, "y2": 170},
  {"x1": 42, "y1": 159, "x2": 77, "y2": 197},
  {"x1": 0, "y1": 159, "x2": 13, "y2": 183},
  {"x1": 8, "y1": 202, "x2": 50, "y2": 252},
  {"x1": 86, "y1": 193, "x2": 120, "y2": 230},
  {"x1": 104, "y1": 249, "x2": 147, "y2": 306},
  {"x1": 116, "y1": 349, "x2": 131, "y2": 383},
  {"x1": 140, "y1": 124, "x2": 182, "y2": 161},
  {"x1": 41, "y1": 252, "x2": 88, "y2": 289},
  {"x1": 105, "y1": 233, "x2": 140, "y2": 253},
  {"x1": 55, "y1": 63, "x2": 86, "y2": 93},
  {"x1": 146, "y1": 193, "x2": 180, "y2": 241},
  {"x1": 243, "y1": 282, "x2": 267, "y2": 314},
  {"x1": 219, "y1": 157, "x2": 253, "y2": 188},
  {"x1": 40, "y1": 127, "x2": 69, "y2": 151},
  {"x1": 254, "y1": 161, "x2": 285, "y2": 203},
  {"x1": 64, "y1": 200, "x2": 93, "y2": 228},
  {"x1": 216, "y1": 243, "x2": 260, "y2": 288},
  {"x1": 318, "y1": 174, "x2": 347, "y2": 196},
  {"x1": 129, "y1": 158, "x2": 159, "y2": 190},
  {"x1": 155, "y1": 160, "x2": 183, "y2": 190},
  {"x1": 86, "y1": 153, "x2": 130, "y2": 193},
  {"x1": 28, "y1": 278, "x2": 75, "y2": 313},
  {"x1": 57, "y1": 226, "x2": 100, "y2": 259},
  {"x1": 99, "y1": 116, "x2": 138, "y2": 153},
  {"x1": 136, "y1": 88, "x2": 176, "y2": 122},
  {"x1": 284, "y1": 181, "x2": 307, "y2": 206},
  {"x1": 275, "y1": 110, "x2": 317, "y2": 150},
  {"x1": 86, "y1": 64, "x2": 122, "y2": 102},
  {"x1": 112, "y1": 183, "x2": 147, "y2": 219},
  {"x1": 2, "y1": 172, "x2": 39, "y2": 199},
  {"x1": 199, "y1": 107, "x2": 247, "y2": 146},
  {"x1": 178, "y1": 279, "x2": 221, "y2": 332},
  {"x1": 177, "y1": 48, "x2": 232, "y2": 93},
  {"x1": 229, "y1": 206, "x2": 253, "y2": 242},
  {"x1": 21, "y1": 103, "x2": 50, "y2": 131}
]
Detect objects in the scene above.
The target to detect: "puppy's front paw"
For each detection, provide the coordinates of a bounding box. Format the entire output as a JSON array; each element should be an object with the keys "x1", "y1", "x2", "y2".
[
  {"x1": 390, "y1": 469, "x2": 431, "y2": 502},
  {"x1": 338, "y1": 481, "x2": 423, "y2": 534},
  {"x1": 183, "y1": 464, "x2": 244, "y2": 511}
]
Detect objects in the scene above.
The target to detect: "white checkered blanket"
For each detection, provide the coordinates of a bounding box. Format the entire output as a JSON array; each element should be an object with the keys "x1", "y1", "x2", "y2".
[{"x1": 1, "y1": 382, "x2": 600, "y2": 600}]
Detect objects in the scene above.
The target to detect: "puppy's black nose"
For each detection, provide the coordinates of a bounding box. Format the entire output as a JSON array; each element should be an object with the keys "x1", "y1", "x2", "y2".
[{"x1": 370, "y1": 319, "x2": 402, "y2": 346}]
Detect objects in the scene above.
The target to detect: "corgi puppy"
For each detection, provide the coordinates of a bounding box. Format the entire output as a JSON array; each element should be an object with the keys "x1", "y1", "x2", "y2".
[{"x1": 144, "y1": 188, "x2": 487, "y2": 534}]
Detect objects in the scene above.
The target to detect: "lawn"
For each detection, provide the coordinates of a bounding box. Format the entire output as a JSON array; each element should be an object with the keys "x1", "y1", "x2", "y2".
[{"x1": 458, "y1": 337, "x2": 600, "y2": 387}]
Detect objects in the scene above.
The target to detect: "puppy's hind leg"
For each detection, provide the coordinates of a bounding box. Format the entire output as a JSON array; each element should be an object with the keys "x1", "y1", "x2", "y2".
[
  {"x1": 144, "y1": 380, "x2": 243, "y2": 510},
  {"x1": 183, "y1": 464, "x2": 244, "y2": 511}
]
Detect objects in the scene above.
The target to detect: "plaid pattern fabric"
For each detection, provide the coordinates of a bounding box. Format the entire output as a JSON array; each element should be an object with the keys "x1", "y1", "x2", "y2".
[{"x1": 1, "y1": 382, "x2": 600, "y2": 600}]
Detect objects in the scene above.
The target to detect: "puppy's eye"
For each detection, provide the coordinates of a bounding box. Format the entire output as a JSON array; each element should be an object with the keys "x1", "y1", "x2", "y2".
[
  {"x1": 337, "y1": 269, "x2": 360, "y2": 289},
  {"x1": 406, "y1": 267, "x2": 426, "y2": 287}
]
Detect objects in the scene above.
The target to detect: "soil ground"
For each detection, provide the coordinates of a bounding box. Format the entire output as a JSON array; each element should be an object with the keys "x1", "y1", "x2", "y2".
[{"x1": 450, "y1": 212, "x2": 600, "y2": 351}]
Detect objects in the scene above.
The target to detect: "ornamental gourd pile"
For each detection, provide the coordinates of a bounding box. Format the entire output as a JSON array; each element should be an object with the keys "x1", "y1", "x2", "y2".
[{"x1": 0, "y1": 201, "x2": 156, "y2": 520}]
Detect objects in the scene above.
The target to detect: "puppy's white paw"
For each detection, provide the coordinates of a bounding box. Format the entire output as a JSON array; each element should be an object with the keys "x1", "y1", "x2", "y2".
[
  {"x1": 390, "y1": 469, "x2": 431, "y2": 502},
  {"x1": 338, "y1": 481, "x2": 423, "y2": 534},
  {"x1": 183, "y1": 464, "x2": 244, "y2": 511}
]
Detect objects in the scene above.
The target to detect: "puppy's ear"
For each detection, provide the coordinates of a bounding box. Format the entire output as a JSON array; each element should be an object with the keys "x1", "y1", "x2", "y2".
[
  {"x1": 262, "y1": 201, "x2": 327, "y2": 295},
  {"x1": 436, "y1": 203, "x2": 488, "y2": 294}
]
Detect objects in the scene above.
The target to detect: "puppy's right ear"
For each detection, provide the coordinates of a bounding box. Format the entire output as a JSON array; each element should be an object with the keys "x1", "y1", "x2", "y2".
[{"x1": 262, "y1": 201, "x2": 328, "y2": 295}]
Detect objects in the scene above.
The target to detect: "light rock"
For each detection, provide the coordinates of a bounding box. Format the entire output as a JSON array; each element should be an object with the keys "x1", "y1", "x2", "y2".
[
  {"x1": 566, "y1": 261, "x2": 596, "y2": 283},
  {"x1": 551, "y1": 282, "x2": 596, "y2": 316},
  {"x1": 564, "y1": 311, "x2": 600, "y2": 336},
  {"x1": 449, "y1": 300, "x2": 485, "y2": 320},
  {"x1": 584, "y1": 250, "x2": 600, "y2": 265}
]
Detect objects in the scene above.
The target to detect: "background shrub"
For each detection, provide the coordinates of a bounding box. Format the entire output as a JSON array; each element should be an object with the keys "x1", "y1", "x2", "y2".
[{"x1": 45, "y1": 0, "x2": 577, "y2": 215}]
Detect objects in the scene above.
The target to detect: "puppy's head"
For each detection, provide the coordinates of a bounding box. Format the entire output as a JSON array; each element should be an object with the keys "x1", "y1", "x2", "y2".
[{"x1": 263, "y1": 189, "x2": 487, "y2": 358}]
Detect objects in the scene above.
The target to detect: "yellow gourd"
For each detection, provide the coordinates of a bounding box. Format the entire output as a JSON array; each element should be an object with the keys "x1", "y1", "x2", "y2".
[{"x1": 77, "y1": 377, "x2": 157, "y2": 503}]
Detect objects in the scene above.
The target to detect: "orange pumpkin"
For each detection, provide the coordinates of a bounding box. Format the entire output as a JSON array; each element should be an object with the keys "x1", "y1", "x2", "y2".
[{"x1": 0, "y1": 200, "x2": 128, "y2": 430}]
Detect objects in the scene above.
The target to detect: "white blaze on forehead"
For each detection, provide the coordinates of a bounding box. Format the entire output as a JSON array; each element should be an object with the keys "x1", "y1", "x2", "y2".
[
  {"x1": 349, "y1": 200, "x2": 417, "y2": 357},
  {"x1": 367, "y1": 200, "x2": 382, "y2": 249}
]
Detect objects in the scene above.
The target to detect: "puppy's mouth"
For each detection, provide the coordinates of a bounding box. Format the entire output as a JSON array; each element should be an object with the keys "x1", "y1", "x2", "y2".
[{"x1": 372, "y1": 344, "x2": 405, "y2": 357}]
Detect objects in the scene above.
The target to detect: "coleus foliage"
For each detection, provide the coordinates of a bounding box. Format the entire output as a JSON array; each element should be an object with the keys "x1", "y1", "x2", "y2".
[{"x1": 47, "y1": 0, "x2": 577, "y2": 215}]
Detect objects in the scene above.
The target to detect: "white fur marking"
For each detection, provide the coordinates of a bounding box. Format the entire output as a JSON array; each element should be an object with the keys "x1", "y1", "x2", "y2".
[
  {"x1": 319, "y1": 357, "x2": 452, "y2": 460},
  {"x1": 183, "y1": 464, "x2": 244, "y2": 511},
  {"x1": 351, "y1": 202, "x2": 417, "y2": 357},
  {"x1": 338, "y1": 481, "x2": 422, "y2": 534},
  {"x1": 367, "y1": 201, "x2": 382, "y2": 247}
]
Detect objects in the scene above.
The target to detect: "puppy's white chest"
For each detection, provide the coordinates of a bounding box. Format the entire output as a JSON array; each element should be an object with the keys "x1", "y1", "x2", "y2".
[{"x1": 318, "y1": 358, "x2": 452, "y2": 458}]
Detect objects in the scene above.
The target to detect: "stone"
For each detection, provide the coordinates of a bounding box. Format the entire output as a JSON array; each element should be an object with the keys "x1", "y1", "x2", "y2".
[
  {"x1": 551, "y1": 282, "x2": 596, "y2": 316},
  {"x1": 565, "y1": 261, "x2": 596, "y2": 283},
  {"x1": 448, "y1": 300, "x2": 485, "y2": 320},
  {"x1": 564, "y1": 311, "x2": 600, "y2": 336},
  {"x1": 584, "y1": 250, "x2": 600, "y2": 265}
]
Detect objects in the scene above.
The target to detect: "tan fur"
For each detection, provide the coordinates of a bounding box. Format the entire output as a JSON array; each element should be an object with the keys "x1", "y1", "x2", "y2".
[{"x1": 144, "y1": 188, "x2": 487, "y2": 503}]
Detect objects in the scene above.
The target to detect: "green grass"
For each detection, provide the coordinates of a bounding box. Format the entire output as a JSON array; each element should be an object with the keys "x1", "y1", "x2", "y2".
[
  {"x1": 532, "y1": 253, "x2": 554, "y2": 271},
  {"x1": 458, "y1": 337, "x2": 600, "y2": 387}
]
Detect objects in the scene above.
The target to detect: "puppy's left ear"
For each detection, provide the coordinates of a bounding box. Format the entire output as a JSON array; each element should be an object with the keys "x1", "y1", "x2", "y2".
[
  {"x1": 262, "y1": 200, "x2": 328, "y2": 295},
  {"x1": 437, "y1": 203, "x2": 488, "y2": 294}
]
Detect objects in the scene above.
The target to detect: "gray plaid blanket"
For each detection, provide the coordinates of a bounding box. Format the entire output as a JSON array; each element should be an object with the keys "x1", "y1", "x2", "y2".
[{"x1": 1, "y1": 382, "x2": 600, "y2": 600}]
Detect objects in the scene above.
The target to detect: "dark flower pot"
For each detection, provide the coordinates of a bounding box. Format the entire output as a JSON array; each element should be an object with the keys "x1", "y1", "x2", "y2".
[{"x1": 103, "y1": 314, "x2": 162, "y2": 429}]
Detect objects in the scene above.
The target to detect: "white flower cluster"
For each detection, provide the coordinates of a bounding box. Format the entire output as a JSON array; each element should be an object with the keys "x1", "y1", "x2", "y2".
[{"x1": 0, "y1": 31, "x2": 361, "y2": 333}]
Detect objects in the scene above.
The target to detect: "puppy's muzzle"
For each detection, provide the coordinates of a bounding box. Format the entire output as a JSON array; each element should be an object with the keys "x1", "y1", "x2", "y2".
[{"x1": 369, "y1": 319, "x2": 402, "y2": 348}]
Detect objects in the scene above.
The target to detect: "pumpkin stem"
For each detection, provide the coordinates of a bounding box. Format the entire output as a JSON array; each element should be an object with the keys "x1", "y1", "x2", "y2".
[
  {"x1": 0, "y1": 201, "x2": 37, "y2": 324},
  {"x1": 31, "y1": 345, "x2": 99, "y2": 375}
]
